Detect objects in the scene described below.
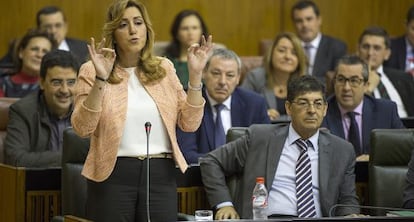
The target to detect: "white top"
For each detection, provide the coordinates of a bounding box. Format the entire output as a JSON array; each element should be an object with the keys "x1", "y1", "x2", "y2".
[
  {"x1": 117, "y1": 67, "x2": 171, "y2": 156},
  {"x1": 373, "y1": 66, "x2": 407, "y2": 118}
]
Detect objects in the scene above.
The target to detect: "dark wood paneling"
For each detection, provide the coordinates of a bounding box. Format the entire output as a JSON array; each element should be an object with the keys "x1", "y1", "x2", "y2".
[{"x1": 0, "y1": 0, "x2": 413, "y2": 57}]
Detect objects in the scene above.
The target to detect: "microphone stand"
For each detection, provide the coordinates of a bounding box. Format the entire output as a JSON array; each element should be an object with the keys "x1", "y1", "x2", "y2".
[
  {"x1": 329, "y1": 204, "x2": 414, "y2": 217},
  {"x1": 145, "y1": 122, "x2": 152, "y2": 222}
]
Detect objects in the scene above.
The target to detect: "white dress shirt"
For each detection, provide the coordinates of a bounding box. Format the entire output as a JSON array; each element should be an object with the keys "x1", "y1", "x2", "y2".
[
  {"x1": 302, "y1": 33, "x2": 322, "y2": 76},
  {"x1": 267, "y1": 124, "x2": 322, "y2": 217},
  {"x1": 372, "y1": 66, "x2": 407, "y2": 117}
]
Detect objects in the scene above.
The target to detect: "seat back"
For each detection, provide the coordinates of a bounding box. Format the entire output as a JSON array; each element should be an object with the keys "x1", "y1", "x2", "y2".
[
  {"x1": 0, "y1": 97, "x2": 19, "y2": 163},
  {"x1": 369, "y1": 129, "x2": 414, "y2": 211},
  {"x1": 259, "y1": 38, "x2": 273, "y2": 56},
  {"x1": 239, "y1": 56, "x2": 262, "y2": 86},
  {"x1": 61, "y1": 127, "x2": 90, "y2": 217}
]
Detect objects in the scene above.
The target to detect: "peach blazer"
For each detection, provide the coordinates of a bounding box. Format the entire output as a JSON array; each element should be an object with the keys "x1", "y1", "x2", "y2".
[{"x1": 71, "y1": 58, "x2": 205, "y2": 182}]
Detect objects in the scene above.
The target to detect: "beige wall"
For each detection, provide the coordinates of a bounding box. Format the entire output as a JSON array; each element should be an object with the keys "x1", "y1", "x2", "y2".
[{"x1": 0, "y1": 0, "x2": 413, "y2": 57}]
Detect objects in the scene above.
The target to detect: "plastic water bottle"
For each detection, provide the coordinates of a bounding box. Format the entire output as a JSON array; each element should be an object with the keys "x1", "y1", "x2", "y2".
[{"x1": 252, "y1": 177, "x2": 268, "y2": 220}]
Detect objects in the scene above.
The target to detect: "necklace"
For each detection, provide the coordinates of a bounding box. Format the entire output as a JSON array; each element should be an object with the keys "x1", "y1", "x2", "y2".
[{"x1": 274, "y1": 85, "x2": 286, "y2": 97}]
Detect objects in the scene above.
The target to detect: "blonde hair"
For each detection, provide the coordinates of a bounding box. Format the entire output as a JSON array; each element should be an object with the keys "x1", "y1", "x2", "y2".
[
  {"x1": 263, "y1": 32, "x2": 307, "y2": 89},
  {"x1": 103, "y1": 0, "x2": 165, "y2": 84}
]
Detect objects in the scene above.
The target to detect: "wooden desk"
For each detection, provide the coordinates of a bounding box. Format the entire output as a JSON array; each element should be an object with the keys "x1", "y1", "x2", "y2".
[
  {"x1": 0, "y1": 163, "x2": 61, "y2": 222},
  {"x1": 176, "y1": 165, "x2": 209, "y2": 215}
]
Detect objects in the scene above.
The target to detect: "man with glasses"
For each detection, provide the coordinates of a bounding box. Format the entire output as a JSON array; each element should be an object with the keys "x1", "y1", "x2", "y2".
[
  {"x1": 4, "y1": 50, "x2": 79, "y2": 167},
  {"x1": 357, "y1": 26, "x2": 414, "y2": 117},
  {"x1": 200, "y1": 75, "x2": 359, "y2": 219},
  {"x1": 322, "y1": 55, "x2": 404, "y2": 158}
]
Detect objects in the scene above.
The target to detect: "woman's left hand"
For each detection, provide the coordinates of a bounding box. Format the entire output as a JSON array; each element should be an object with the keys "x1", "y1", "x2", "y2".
[{"x1": 187, "y1": 35, "x2": 213, "y2": 81}]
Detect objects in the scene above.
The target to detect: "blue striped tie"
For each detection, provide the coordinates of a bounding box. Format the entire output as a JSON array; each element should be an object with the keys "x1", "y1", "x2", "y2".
[{"x1": 295, "y1": 139, "x2": 316, "y2": 218}]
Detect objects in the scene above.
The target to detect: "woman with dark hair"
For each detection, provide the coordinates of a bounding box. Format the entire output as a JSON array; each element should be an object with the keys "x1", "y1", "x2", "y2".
[
  {"x1": 71, "y1": 0, "x2": 212, "y2": 221},
  {"x1": 164, "y1": 9, "x2": 209, "y2": 90},
  {"x1": 0, "y1": 29, "x2": 57, "y2": 97}
]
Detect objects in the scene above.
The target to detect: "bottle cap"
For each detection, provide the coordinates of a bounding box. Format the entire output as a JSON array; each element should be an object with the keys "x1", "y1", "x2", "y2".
[{"x1": 256, "y1": 177, "x2": 265, "y2": 184}]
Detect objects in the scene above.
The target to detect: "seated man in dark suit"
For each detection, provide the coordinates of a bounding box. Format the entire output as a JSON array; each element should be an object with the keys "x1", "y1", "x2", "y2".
[
  {"x1": 291, "y1": 0, "x2": 347, "y2": 84},
  {"x1": 357, "y1": 26, "x2": 414, "y2": 117},
  {"x1": 0, "y1": 6, "x2": 88, "y2": 66},
  {"x1": 322, "y1": 55, "x2": 404, "y2": 159},
  {"x1": 177, "y1": 48, "x2": 270, "y2": 164},
  {"x1": 384, "y1": 5, "x2": 414, "y2": 74},
  {"x1": 4, "y1": 50, "x2": 80, "y2": 167},
  {"x1": 200, "y1": 75, "x2": 359, "y2": 219}
]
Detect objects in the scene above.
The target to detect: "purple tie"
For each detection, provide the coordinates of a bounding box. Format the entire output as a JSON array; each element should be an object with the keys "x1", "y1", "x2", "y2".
[{"x1": 214, "y1": 104, "x2": 226, "y2": 148}]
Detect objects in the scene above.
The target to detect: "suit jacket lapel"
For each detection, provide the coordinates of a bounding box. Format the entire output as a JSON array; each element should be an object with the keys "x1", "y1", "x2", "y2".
[
  {"x1": 312, "y1": 36, "x2": 327, "y2": 76},
  {"x1": 265, "y1": 125, "x2": 288, "y2": 188},
  {"x1": 362, "y1": 96, "x2": 375, "y2": 153},
  {"x1": 264, "y1": 88, "x2": 276, "y2": 110},
  {"x1": 318, "y1": 132, "x2": 332, "y2": 215},
  {"x1": 202, "y1": 97, "x2": 216, "y2": 151},
  {"x1": 399, "y1": 39, "x2": 407, "y2": 70},
  {"x1": 327, "y1": 99, "x2": 346, "y2": 139},
  {"x1": 231, "y1": 89, "x2": 245, "y2": 127}
]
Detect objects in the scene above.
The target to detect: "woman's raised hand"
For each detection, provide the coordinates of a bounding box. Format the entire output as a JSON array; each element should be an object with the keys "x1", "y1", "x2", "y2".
[
  {"x1": 88, "y1": 37, "x2": 116, "y2": 80},
  {"x1": 187, "y1": 35, "x2": 213, "y2": 79}
]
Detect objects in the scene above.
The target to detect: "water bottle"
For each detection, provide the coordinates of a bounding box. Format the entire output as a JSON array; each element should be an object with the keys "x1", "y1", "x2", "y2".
[{"x1": 252, "y1": 177, "x2": 268, "y2": 220}]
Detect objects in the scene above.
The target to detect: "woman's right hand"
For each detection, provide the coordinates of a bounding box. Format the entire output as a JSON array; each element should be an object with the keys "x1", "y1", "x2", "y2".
[
  {"x1": 267, "y1": 108, "x2": 280, "y2": 121},
  {"x1": 88, "y1": 37, "x2": 116, "y2": 80}
]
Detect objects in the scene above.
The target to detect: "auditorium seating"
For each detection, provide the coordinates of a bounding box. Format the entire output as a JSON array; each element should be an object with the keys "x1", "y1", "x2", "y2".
[
  {"x1": 259, "y1": 38, "x2": 273, "y2": 56},
  {"x1": 369, "y1": 129, "x2": 414, "y2": 214},
  {"x1": 239, "y1": 56, "x2": 263, "y2": 85},
  {"x1": 0, "y1": 97, "x2": 19, "y2": 163}
]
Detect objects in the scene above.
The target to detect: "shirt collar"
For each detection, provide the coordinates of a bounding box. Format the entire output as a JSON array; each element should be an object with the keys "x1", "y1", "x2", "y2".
[
  {"x1": 206, "y1": 91, "x2": 232, "y2": 110},
  {"x1": 287, "y1": 123, "x2": 319, "y2": 151},
  {"x1": 58, "y1": 39, "x2": 70, "y2": 51},
  {"x1": 302, "y1": 33, "x2": 322, "y2": 49},
  {"x1": 376, "y1": 65, "x2": 384, "y2": 77},
  {"x1": 337, "y1": 99, "x2": 364, "y2": 117}
]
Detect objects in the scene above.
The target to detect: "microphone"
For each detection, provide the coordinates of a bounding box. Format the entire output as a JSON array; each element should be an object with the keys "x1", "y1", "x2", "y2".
[
  {"x1": 145, "y1": 122, "x2": 152, "y2": 135},
  {"x1": 329, "y1": 204, "x2": 414, "y2": 217},
  {"x1": 145, "y1": 122, "x2": 152, "y2": 222}
]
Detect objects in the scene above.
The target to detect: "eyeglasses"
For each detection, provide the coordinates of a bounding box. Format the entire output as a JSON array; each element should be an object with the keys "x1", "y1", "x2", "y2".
[
  {"x1": 335, "y1": 76, "x2": 364, "y2": 87},
  {"x1": 291, "y1": 99, "x2": 326, "y2": 110}
]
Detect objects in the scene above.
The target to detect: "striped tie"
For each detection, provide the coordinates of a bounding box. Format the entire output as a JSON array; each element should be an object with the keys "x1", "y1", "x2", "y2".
[
  {"x1": 295, "y1": 139, "x2": 316, "y2": 218},
  {"x1": 377, "y1": 80, "x2": 390, "y2": 100}
]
